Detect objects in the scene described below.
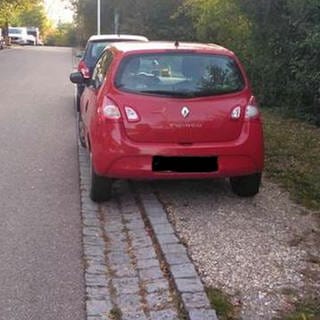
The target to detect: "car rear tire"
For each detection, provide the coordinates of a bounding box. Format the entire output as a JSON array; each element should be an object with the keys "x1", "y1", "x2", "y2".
[
  {"x1": 78, "y1": 113, "x2": 86, "y2": 148},
  {"x1": 89, "y1": 153, "x2": 112, "y2": 202},
  {"x1": 230, "y1": 173, "x2": 262, "y2": 197}
]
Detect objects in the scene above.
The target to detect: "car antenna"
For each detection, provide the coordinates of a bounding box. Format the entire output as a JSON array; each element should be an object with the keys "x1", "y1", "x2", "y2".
[{"x1": 174, "y1": 40, "x2": 179, "y2": 49}]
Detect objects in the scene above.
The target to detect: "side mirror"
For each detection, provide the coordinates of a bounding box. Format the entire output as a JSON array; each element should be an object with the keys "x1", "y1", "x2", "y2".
[
  {"x1": 76, "y1": 51, "x2": 83, "y2": 58},
  {"x1": 70, "y1": 71, "x2": 84, "y2": 84}
]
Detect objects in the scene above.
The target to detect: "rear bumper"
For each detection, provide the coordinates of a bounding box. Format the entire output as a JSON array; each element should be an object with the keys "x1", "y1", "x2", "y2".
[{"x1": 91, "y1": 121, "x2": 264, "y2": 179}]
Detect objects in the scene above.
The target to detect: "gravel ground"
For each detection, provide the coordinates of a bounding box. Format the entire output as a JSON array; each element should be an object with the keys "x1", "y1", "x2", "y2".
[{"x1": 142, "y1": 178, "x2": 320, "y2": 320}]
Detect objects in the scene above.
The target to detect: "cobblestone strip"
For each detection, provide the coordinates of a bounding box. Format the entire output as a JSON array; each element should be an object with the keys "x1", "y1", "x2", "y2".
[
  {"x1": 79, "y1": 146, "x2": 180, "y2": 319},
  {"x1": 135, "y1": 184, "x2": 219, "y2": 320}
]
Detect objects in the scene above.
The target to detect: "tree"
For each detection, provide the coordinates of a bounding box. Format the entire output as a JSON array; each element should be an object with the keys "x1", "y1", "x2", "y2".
[
  {"x1": 0, "y1": 0, "x2": 39, "y2": 25},
  {"x1": 184, "y1": 0, "x2": 251, "y2": 57},
  {"x1": 71, "y1": 0, "x2": 193, "y2": 45}
]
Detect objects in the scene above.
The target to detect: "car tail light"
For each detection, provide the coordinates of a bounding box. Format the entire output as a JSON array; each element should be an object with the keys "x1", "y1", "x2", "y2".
[
  {"x1": 78, "y1": 60, "x2": 90, "y2": 79},
  {"x1": 245, "y1": 96, "x2": 259, "y2": 119},
  {"x1": 124, "y1": 106, "x2": 140, "y2": 122},
  {"x1": 99, "y1": 98, "x2": 121, "y2": 120}
]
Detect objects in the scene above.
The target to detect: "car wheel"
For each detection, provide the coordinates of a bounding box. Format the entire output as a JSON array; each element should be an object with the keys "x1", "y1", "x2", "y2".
[
  {"x1": 89, "y1": 152, "x2": 112, "y2": 202},
  {"x1": 230, "y1": 173, "x2": 261, "y2": 197},
  {"x1": 78, "y1": 113, "x2": 86, "y2": 148}
]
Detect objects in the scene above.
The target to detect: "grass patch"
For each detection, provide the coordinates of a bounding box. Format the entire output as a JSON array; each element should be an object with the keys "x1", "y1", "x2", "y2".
[
  {"x1": 205, "y1": 287, "x2": 240, "y2": 320},
  {"x1": 274, "y1": 297, "x2": 320, "y2": 320},
  {"x1": 108, "y1": 307, "x2": 122, "y2": 320},
  {"x1": 262, "y1": 108, "x2": 320, "y2": 211}
]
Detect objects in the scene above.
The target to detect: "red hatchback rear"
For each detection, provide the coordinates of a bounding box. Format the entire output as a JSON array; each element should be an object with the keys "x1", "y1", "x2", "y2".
[{"x1": 70, "y1": 41, "x2": 264, "y2": 202}]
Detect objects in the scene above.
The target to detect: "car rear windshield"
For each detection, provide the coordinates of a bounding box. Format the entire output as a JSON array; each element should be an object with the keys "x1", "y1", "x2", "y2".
[{"x1": 115, "y1": 53, "x2": 245, "y2": 98}]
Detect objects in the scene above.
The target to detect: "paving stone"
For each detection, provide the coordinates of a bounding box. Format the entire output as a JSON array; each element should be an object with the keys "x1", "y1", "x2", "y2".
[
  {"x1": 131, "y1": 236, "x2": 153, "y2": 249},
  {"x1": 87, "y1": 261, "x2": 107, "y2": 275},
  {"x1": 122, "y1": 211, "x2": 142, "y2": 220},
  {"x1": 135, "y1": 247, "x2": 157, "y2": 260},
  {"x1": 136, "y1": 258, "x2": 160, "y2": 270},
  {"x1": 104, "y1": 222, "x2": 124, "y2": 233},
  {"x1": 84, "y1": 245, "x2": 105, "y2": 258},
  {"x1": 149, "y1": 309, "x2": 179, "y2": 320},
  {"x1": 83, "y1": 227, "x2": 102, "y2": 237},
  {"x1": 83, "y1": 217, "x2": 101, "y2": 227},
  {"x1": 120, "y1": 203, "x2": 138, "y2": 214},
  {"x1": 83, "y1": 210, "x2": 100, "y2": 219},
  {"x1": 86, "y1": 286, "x2": 110, "y2": 300},
  {"x1": 174, "y1": 278, "x2": 204, "y2": 293},
  {"x1": 115, "y1": 293, "x2": 142, "y2": 313},
  {"x1": 146, "y1": 290, "x2": 173, "y2": 310},
  {"x1": 155, "y1": 233, "x2": 180, "y2": 245},
  {"x1": 86, "y1": 299, "x2": 112, "y2": 316},
  {"x1": 181, "y1": 292, "x2": 211, "y2": 310},
  {"x1": 161, "y1": 243, "x2": 187, "y2": 255},
  {"x1": 126, "y1": 219, "x2": 146, "y2": 231},
  {"x1": 83, "y1": 235, "x2": 105, "y2": 246},
  {"x1": 144, "y1": 207, "x2": 166, "y2": 218},
  {"x1": 107, "y1": 231, "x2": 127, "y2": 243},
  {"x1": 103, "y1": 204, "x2": 121, "y2": 217},
  {"x1": 108, "y1": 252, "x2": 131, "y2": 265},
  {"x1": 144, "y1": 279, "x2": 169, "y2": 293},
  {"x1": 152, "y1": 223, "x2": 175, "y2": 235},
  {"x1": 164, "y1": 252, "x2": 190, "y2": 265},
  {"x1": 188, "y1": 309, "x2": 219, "y2": 320},
  {"x1": 106, "y1": 240, "x2": 127, "y2": 253},
  {"x1": 112, "y1": 264, "x2": 137, "y2": 278},
  {"x1": 148, "y1": 214, "x2": 170, "y2": 225},
  {"x1": 112, "y1": 277, "x2": 140, "y2": 295},
  {"x1": 121, "y1": 311, "x2": 148, "y2": 320},
  {"x1": 139, "y1": 266, "x2": 164, "y2": 281},
  {"x1": 85, "y1": 256, "x2": 105, "y2": 265},
  {"x1": 82, "y1": 203, "x2": 99, "y2": 211},
  {"x1": 87, "y1": 316, "x2": 108, "y2": 320},
  {"x1": 170, "y1": 263, "x2": 198, "y2": 279},
  {"x1": 85, "y1": 273, "x2": 108, "y2": 287}
]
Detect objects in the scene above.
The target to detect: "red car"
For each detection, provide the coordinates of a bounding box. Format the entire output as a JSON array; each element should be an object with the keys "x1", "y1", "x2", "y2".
[{"x1": 70, "y1": 41, "x2": 264, "y2": 202}]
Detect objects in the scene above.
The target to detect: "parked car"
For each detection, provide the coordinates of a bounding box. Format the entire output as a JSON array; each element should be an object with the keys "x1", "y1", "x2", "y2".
[
  {"x1": 75, "y1": 34, "x2": 148, "y2": 111},
  {"x1": 8, "y1": 27, "x2": 35, "y2": 45},
  {"x1": 0, "y1": 28, "x2": 4, "y2": 49},
  {"x1": 70, "y1": 41, "x2": 264, "y2": 202},
  {"x1": 27, "y1": 27, "x2": 41, "y2": 45}
]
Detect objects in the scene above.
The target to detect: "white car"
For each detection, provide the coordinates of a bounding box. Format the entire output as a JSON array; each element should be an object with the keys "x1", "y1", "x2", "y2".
[{"x1": 9, "y1": 27, "x2": 35, "y2": 45}]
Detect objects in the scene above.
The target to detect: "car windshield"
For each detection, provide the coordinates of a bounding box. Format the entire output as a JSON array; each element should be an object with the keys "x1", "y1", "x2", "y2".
[
  {"x1": 9, "y1": 28, "x2": 23, "y2": 34},
  {"x1": 115, "y1": 53, "x2": 245, "y2": 98}
]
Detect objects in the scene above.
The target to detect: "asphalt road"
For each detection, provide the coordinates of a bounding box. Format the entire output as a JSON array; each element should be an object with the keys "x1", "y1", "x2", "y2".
[{"x1": 0, "y1": 46, "x2": 85, "y2": 320}]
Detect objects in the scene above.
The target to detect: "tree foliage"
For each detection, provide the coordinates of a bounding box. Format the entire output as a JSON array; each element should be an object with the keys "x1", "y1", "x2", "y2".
[
  {"x1": 0, "y1": 0, "x2": 38, "y2": 25},
  {"x1": 71, "y1": 0, "x2": 194, "y2": 45},
  {"x1": 70, "y1": 0, "x2": 320, "y2": 123}
]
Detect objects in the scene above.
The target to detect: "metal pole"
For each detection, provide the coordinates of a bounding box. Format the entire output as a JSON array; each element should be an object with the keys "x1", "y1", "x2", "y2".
[{"x1": 97, "y1": 0, "x2": 101, "y2": 35}]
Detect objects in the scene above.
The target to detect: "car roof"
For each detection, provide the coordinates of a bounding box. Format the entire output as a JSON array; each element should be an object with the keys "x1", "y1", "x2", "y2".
[
  {"x1": 88, "y1": 34, "x2": 148, "y2": 42},
  {"x1": 108, "y1": 41, "x2": 235, "y2": 57}
]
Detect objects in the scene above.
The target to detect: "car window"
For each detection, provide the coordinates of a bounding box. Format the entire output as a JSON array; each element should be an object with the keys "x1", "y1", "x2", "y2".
[
  {"x1": 91, "y1": 50, "x2": 114, "y2": 88},
  {"x1": 9, "y1": 28, "x2": 23, "y2": 34},
  {"x1": 115, "y1": 53, "x2": 245, "y2": 98},
  {"x1": 86, "y1": 41, "x2": 110, "y2": 63},
  {"x1": 85, "y1": 39, "x2": 148, "y2": 65}
]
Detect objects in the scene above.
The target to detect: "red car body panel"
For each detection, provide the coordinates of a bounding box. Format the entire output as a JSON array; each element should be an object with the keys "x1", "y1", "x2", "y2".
[{"x1": 80, "y1": 42, "x2": 264, "y2": 180}]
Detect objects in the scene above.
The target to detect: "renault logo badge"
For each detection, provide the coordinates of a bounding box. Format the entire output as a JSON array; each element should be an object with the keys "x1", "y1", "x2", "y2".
[{"x1": 181, "y1": 106, "x2": 190, "y2": 118}]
